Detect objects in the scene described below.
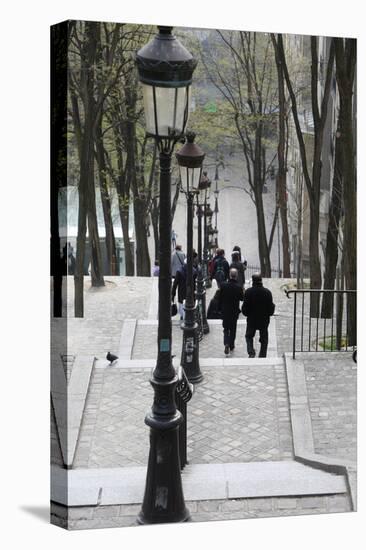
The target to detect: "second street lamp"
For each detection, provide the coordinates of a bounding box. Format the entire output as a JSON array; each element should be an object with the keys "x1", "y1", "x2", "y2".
[
  {"x1": 195, "y1": 197, "x2": 210, "y2": 335},
  {"x1": 136, "y1": 25, "x2": 197, "y2": 525},
  {"x1": 199, "y1": 172, "x2": 212, "y2": 288},
  {"x1": 176, "y1": 132, "x2": 204, "y2": 384}
]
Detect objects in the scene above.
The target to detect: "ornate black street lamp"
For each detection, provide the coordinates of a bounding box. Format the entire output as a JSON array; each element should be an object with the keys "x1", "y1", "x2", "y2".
[
  {"x1": 176, "y1": 132, "x2": 204, "y2": 383},
  {"x1": 204, "y1": 205, "x2": 213, "y2": 288},
  {"x1": 136, "y1": 25, "x2": 197, "y2": 525},
  {"x1": 214, "y1": 159, "x2": 220, "y2": 231},
  {"x1": 199, "y1": 172, "x2": 211, "y2": 288},
  {"x1": 196, "y1": 189, "x2": 209, "y2": 335}
]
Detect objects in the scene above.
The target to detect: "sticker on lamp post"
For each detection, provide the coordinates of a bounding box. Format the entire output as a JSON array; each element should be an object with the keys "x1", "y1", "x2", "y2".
[
  {"x1": 185, "y1": 337, "x2": 194, "y2": 362},
  {"x1": 159, "y1": 339, "x2": 170, "y2": 352}
]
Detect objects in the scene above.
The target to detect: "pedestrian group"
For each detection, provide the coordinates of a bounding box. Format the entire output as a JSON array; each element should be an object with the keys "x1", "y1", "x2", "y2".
[{"x1": 170, "y1": 243, "x2": 275, "y2": 358}]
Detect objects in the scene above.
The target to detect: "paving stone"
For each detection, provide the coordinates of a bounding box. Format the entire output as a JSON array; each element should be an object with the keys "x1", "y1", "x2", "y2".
[
  {"x1": 275, "y1": 497, "x2": 298, "y2": 510},
  {"x1": 67, "y1": 507, "x2": 95, "y2": 520},
  {"x1": 93, "y1": 505, "x2": 121, "y2": 519},
  {"x1": 300, "y1": 496, "x2": 327, "y2": 509},
  {"x1": 221, "y1": 499, "x2": 248, "y2": 512},
  {"x1": 247, "y1": 498, "x2": 273, "y2": 511},
  {"x1": 197, "y1": 500, "x2": 222, "y2": 513}
]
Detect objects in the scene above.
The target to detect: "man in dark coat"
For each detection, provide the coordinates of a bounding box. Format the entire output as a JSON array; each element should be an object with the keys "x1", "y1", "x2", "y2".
[
  {"x1": 242, "y1": 273, "x2": 275, "y2": 358},
  {"x1": 172, "y1": 261, "x2": 197, "y2": 320},
  {"x1": 230, "y1": 251, "x2": 245, "y2": 289},
  {"x1": 218, "y1": 268, "x2": 244, "y2": 355},
  {"x1": 212, "y1": 248, "x2": 230, "y2": 288}
]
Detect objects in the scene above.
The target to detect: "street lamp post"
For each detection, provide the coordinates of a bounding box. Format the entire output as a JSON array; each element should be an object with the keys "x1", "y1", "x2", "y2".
[
  {"x1": 176, "y1": 132, "x2": 204, "y2": 383},
  {"x1": 200, "y1": 172, "x2": 212, "y2": 288},
  {"x1": 136, "y1": 26, "x2": 197, "y2": 525},
  {"x1": 196, "y1": 193, "x2": 210, "y2": 334},
  {"x1": 204, "y1": 203, "x2": 213, "y2": 288}
]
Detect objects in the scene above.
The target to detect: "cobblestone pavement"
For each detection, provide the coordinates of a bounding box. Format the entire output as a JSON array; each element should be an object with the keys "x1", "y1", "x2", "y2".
[
  {"x1": 73, "y1": 361, "x2": 293, "y2": 469},
  {"x1": 303, "y1": 354, "x2": 357, "y2": 461},
  {"x1": 54, "y1": 277, "x2": 356, "y2": 472},
  {"x1": 52, "y1": 276, "x2": 154, "y2": 359},
  {"x1": 52, "y1": 492, "x2": 352, "y2": 530},
  {"x1": 132, "y1": 322, "x2": 250, "y2": 359},
  {"x1": 61, "y1": 276, "x2": 154, "y2": 320}
]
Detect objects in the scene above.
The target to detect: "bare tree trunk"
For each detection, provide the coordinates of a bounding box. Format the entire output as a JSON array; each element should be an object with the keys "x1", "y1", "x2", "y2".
[
  {"x1": 85, "y1": 24, "x2": 104, "y2": 288},
  {"x1": 51, "y1": 21, "x2": 68, "y2": 317},
  {"x1": 255, "y1": 187, "x2": 271, "y2": 277},
  {"x1": 74, "y1": 22, "x2": 99, "y2": 315},
  {"x1": 126, "y1": 121, "x2": 151, "y2": 276},
  {"x1": 271, "y1": 34, "x2": 291, "y2": 277},
  {"x1": 115, "y1": 147, "x2": 135, "y2": 276},
  {"x1": 335, "y1": 38, "x2": 356, "y2": 345},
  {"x1": 134, "y1": 197, "x2": 151, "y2": 276},
  {"x1": 95, "y1": 117, "x2": 117, "y2": 274},
  {"x1": 296, "y1": 173, "x2": 304, "y2": 288},
  {"x1": 254, "y1": 126, "x2": 271, "y2": 277},
  {"x1": 321, "y1": 129, "x2": 342, "y2": 317}
]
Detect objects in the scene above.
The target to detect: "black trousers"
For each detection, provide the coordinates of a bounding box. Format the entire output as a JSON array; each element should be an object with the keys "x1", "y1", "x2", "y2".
[
  {"x1": 223, "y1": 319, "x2": 238, "y2": 349},
  {"x1": 245, "y1": 321, "x2": 269, "y2": 357}
]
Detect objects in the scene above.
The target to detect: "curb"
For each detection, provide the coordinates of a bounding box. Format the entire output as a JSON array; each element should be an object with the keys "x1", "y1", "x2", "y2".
[{"x1": 284, "y1": 353, "x2": 357, "y2": 510}]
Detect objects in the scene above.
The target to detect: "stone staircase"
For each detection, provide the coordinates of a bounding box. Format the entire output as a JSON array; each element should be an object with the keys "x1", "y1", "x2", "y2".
[{"x1": 51, "y1": 278, "x2": 355, "y2": 524}]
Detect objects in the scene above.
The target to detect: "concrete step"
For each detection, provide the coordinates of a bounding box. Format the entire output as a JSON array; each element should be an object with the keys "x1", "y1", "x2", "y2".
[
  {"x1": 95, "y1": 356, "x2": 284, "y2": 369},
  {"x1": 51, "y1": 460, "x2": 347, "y2": 507}
]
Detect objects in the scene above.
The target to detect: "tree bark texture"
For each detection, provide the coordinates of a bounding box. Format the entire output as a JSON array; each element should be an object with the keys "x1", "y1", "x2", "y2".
[
  {"x1": 95, "y1": 114, "x2": 117, "y2": 275},
  {"x1": 125, "y1": 79, "x2": 151, "y2": 276},
  {"x1": 334, "y1": 38, "x2": 357, "y2": 345},
  {"x1": 271, "y1": 34, "x2": 291, "y2": 277},
  {"x1": 51, "y1": 22, "x2": 68, "y2": 317},
  {"x1": 321, "y1": 130, "x2": 342, "y2": 317}
]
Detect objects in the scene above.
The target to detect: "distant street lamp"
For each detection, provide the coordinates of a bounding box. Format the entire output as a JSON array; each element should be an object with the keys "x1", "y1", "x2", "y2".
[
  {"x1": 136, "y1": 25, "x2": 197, "y2": 525},
  {"x1": 211, "y1": 227, "x2": 219, "y2": 250},
  {"x1": 214, "y1": 189, "x2": 219, "y2": 231},
  {"x1": 176, "y1": 132, "x2": 204, "y2": 383}
]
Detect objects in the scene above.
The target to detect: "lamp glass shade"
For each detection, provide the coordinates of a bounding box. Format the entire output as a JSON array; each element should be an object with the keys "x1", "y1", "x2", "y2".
[
  {"x1": 179, "y1": 165, "x2": 202, "y2": 194},
  {"x1": 142, "y1": 83, "x2": 191, "y2": 138}
]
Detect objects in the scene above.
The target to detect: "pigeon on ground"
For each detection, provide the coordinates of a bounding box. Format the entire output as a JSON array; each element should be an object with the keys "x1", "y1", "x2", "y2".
[{"x1": 106, "y1": 352, "x2": 118, "y2": 365}]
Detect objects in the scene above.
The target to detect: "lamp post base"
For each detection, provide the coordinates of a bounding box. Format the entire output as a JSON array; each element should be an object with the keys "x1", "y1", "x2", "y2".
[
  {"x1": 138, "y1": 380, "x2": 191, "y2": 524},
  {"x1": 181, "y1": 307, "x2": 203, "y2": 384}
]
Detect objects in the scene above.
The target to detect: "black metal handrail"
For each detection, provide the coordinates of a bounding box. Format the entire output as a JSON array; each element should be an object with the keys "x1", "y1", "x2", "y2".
[
  {"x1": 285, "y1": 289, "x2": 356, "y2": 359},
  {"x1": 245, "y1": 264, "x2": 296, "y2": 279},
  {"x1": 175, "y1": 366, "x2": 194, "y2": 469}
]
